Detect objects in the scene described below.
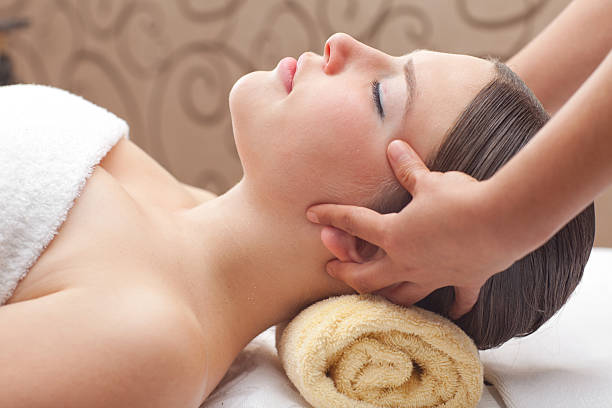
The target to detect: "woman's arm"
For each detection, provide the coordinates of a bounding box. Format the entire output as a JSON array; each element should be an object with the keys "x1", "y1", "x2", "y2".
[
  {"x1": 487, "y1": 49, "x2": 612, "y2": 255},
  {"x1": 0, "y1": 289, "x2": 205, "y2": 407},
  {"x1": 507, "y1": 0, "x2": 612, "y2": 115}
]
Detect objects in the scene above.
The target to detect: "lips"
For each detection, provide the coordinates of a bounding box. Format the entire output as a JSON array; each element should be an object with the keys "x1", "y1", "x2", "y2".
[{"x1": 277, "y1": 56, "x2": 297, "y2": 93}]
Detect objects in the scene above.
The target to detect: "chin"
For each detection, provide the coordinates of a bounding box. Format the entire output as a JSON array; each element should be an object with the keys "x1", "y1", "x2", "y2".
[
  {"x1": 228, "y1": 69, "x2": 309, "y2": 202},
  {"x1": 229, "y1": 71, "x2": 257, "y2": 118},
  {"x1": 229, "y1": 71, "x2": 278, "y2": 182},
  {"x1": 230, "y1": 69, "x2": 285, "y2": 112}
]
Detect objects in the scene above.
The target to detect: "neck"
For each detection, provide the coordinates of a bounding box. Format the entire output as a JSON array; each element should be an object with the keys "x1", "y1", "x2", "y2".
[{"x1": 173, "y1": 180, "x2": 352, "y2": 389}]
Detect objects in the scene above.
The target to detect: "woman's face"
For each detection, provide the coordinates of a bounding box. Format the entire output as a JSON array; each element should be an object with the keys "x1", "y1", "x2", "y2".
[{"x1": 229, "y1": 33, "x2": 493, "y2": 209}]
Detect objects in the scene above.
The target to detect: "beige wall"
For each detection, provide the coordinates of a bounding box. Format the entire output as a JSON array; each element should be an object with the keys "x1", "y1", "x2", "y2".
[
  {"x1": 595, "y1": 187, "x2": 612, "y2": 246},
  {"x1": 2, "y1": 0, "x2": 609, "y2": 246}
]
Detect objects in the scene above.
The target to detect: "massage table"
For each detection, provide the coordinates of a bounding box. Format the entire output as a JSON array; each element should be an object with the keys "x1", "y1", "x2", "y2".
[{"x1": 200, "y1": 247, "x2": 612, "y2": 408}]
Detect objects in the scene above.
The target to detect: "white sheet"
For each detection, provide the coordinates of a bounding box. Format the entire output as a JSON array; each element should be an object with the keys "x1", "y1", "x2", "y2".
[{"x1": 480, "y1": 247, "x2": 612, "y2": 408}]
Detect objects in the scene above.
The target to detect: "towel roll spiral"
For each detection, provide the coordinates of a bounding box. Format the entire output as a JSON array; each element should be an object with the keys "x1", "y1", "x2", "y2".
[{"x1": 276, "y1": 294, "x2": 483, "y2": 408}]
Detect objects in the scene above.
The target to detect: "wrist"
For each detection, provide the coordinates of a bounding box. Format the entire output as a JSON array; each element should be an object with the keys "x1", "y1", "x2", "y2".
[
  {"x1": 480, "y1": 175, "x2": 556, "y2": 266},
  {"x1": 475, "y1": 178, "x2": 534, "y2": 270}
]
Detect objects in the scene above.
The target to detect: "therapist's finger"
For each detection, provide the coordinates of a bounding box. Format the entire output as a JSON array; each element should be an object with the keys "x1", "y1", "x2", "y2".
[
  {"x1": 326, "y1": 257, "x2": 400, "y2": 294},
  {"x1": 306, "y1": 204, "x2": 388, "y2": 249},
  {"x1": 320, "y1": 226, "x2": 364, "y2": 263},
  {"x1": 448, "y1": 286, "x2": 481, "y2": 320},
  {"x1": 376, "y1": 281, "x2": 433, "y2": 308},
  {"x1": 387, "y1": 139, "x2": 431, "y2": 195}
]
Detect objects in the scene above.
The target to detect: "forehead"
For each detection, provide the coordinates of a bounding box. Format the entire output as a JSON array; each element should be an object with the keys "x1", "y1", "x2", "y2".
[
  {"x1": 406, "y1": 49, "x2": 494, "y2": 90},
  {"x1": 399, "y1": 49, "x2": 495, "y2": 163}
]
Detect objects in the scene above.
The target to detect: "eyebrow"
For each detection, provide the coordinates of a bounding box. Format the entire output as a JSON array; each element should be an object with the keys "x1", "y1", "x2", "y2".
[{"x1": 403, "y1": 57, "x2": 416, "y2": 118}]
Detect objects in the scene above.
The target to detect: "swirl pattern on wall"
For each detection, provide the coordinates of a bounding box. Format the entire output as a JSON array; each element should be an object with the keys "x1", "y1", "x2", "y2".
[
  {"x1": 113, "y1": 1, "x2": 170, "y2": 77},
  {"x1": 177, "y1": 0, "x2": 245, "y2": 22},
  {"x1": 1, "y1": 0, "x2": 569, "y2": 196},
  {"x1": 457, "y1": 0, "x2": 549, "y2": 28},
  {"x1": 0, "y1": 0, "x2": 27, "y2": 15}
]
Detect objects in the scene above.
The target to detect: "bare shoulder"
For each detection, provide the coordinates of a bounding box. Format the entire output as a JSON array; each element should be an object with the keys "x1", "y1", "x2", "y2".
[
  {"x1": 180, "y1": 182, "x2": 219, "y2": 204},
  {"x1": 104, "y1": 136, "x2": 219, "y2": 207},
  {"x1": 0, "y1": 287, "x2": 208, "y2": 407}
]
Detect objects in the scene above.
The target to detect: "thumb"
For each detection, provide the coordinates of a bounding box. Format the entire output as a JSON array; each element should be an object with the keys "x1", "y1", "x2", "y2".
[
  {"x1": 448, "y1": 286, "x2": 481, "y2": 320},
  {"x1": 387, "y1": 139, "x2": 430, "y2": 194}
]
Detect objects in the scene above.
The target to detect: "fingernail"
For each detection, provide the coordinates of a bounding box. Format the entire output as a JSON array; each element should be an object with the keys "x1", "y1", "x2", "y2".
[
  {"x1": 306, "y1": 211, "x2": 319, "y2": 223},
  {"x1": 388, "y1": 140, "x2": 408, "y2": 163}
]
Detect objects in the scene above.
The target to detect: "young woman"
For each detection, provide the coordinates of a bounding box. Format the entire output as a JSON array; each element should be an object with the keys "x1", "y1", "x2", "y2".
[{"x1": 0, "y1": 33, "x2": 593, "y2": 407}]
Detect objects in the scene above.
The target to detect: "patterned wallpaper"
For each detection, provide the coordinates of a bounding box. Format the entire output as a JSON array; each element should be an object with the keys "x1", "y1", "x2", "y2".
[{"x1": 6, "y1": 0, "x2": 610, "y2": 247}]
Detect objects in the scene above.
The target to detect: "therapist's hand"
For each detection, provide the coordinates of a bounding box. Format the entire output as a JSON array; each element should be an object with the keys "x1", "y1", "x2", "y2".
[{"x1": 307, "y1": 140, "x2": 518, "y2": 319}]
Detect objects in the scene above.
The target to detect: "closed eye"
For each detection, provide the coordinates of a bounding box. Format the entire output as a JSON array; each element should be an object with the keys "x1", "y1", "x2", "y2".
[{"x1": 371, "y1": 80, "x2": 384, "y2": 119}]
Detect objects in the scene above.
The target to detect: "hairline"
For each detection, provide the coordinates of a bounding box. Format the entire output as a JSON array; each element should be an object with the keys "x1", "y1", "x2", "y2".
[{"x1": 368, "y1": 56, "x2": 511, "y2": 213}]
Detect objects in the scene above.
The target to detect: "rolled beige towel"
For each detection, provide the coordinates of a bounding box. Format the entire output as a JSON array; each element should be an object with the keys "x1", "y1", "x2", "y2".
[{"x1": 275, "y1": 294, "x2": 483, "y2": 408}]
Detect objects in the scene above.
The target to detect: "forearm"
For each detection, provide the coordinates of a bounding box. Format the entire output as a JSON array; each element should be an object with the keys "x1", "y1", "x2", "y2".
[
  {"x1": 506, "y1": 0, "x2": 612, "y2": 115},
  {"x1": 487, "y1": 50, "x2": 612, "y2": 255}
]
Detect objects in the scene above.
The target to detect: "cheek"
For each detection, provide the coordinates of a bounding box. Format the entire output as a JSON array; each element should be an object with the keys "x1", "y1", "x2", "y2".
[
  {"x1": 280, "y1": 93, "x2": 388, "y2": 202},
  {"x1": 229, "y1": 71, "x2": 283, "y2": 131},
  {"x1": 230, "y1": 71, "x2": 390, "y2": 207},
  {"x1": 289, "y1": 82, "x2": 370, "y2": 153}
]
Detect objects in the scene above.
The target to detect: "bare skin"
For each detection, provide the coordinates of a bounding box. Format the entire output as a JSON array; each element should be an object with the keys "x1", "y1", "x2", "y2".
[
  {"x1": 3, "y1": 137, "x2": 214, "y2": 406},
  {"x1": 1, "y1": 137, "x2": 357, "y2": 407},
  {"x1": 0, "y1": 33, "x2": 493, "y2": 407}
]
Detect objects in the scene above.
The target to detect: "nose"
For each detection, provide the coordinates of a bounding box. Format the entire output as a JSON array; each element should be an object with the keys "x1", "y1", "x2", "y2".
[{"x1": 323, "y1": 32, "x2": 370, "y2": 75}]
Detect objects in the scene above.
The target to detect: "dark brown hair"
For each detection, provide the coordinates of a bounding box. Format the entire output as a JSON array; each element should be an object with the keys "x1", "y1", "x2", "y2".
[{"x1": 375, "y1": 59, "x2": 595, "y2": 350}]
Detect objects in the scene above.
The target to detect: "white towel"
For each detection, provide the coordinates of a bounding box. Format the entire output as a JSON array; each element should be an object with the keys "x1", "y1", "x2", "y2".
[
  {"x1": 480, "y1": 247, "x2": 612, "y2": 408},
  {"x1": 0, "y1": 84, "x2": 129, "y2": 305}
]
